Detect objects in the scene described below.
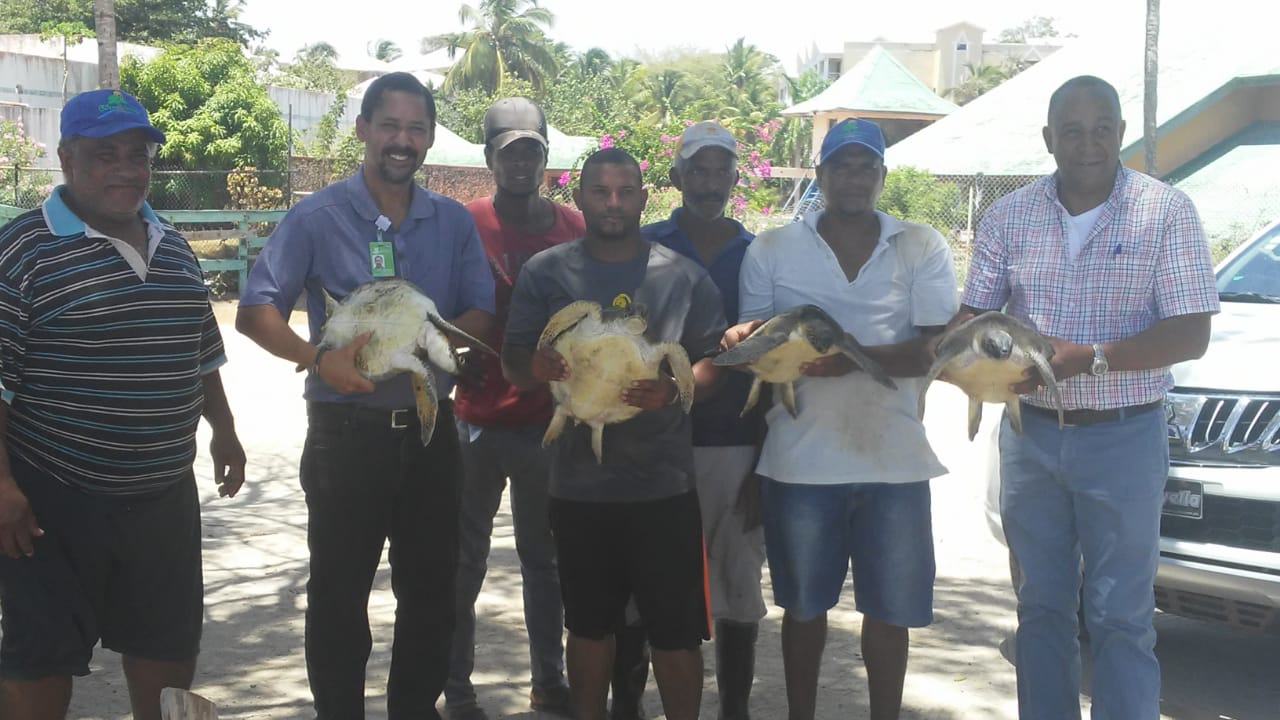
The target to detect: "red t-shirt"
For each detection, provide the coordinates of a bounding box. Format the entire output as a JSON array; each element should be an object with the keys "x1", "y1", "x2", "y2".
[{"x1": 453, "y1": 198, "x2": 585, "y2": 428}]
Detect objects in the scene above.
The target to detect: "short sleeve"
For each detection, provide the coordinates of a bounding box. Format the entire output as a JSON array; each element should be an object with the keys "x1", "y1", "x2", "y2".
[
  {"x1": 239, "y1": 206, "x2": 314, "y2": 316},
  {"x1": 910, "y1": 230, "x2": 960, "y2": 328},
  {"x1": 737, "y1": 237, "x2": 776, "y2": 323},
  {"x1": 1154, "y1": 193, "x2": 1220, "y2": 319},
  {"x1": 681, "y1": 272, "x2": 728, "y2": 360},
  {"x1": 962, "y1": 208, "x2": 1012, "y2": 311},
  {"x1": 197, "y1": 301, "x2": 228, "y2": 375},
  {"x1": 504, "y1": 258, "x2": 550, "y2": 348},
  {"x1": 0, "y1": 223, "x2": 28, "y2": 401}
]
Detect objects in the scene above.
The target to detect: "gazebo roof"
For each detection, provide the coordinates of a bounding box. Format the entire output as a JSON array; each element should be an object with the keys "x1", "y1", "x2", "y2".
[{"x1": 782, "y1": 45, "x2": 957, "y2": 118}]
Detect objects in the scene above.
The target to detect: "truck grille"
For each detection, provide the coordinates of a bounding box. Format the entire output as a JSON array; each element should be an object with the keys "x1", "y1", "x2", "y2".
[
  {"x1": 1168, "y1": 392, "x2": 1280, "y2": 466},
  {"x1": 1162, "y1": 495, "x2": 1280, "y2": 552}
]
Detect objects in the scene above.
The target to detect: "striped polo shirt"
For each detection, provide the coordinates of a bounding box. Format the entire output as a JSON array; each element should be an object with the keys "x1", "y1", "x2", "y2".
[{"x1": 0, "y1": 187, "x2": 227, "y2": 495}]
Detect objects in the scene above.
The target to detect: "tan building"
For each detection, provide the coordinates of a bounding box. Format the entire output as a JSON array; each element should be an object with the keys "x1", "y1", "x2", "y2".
[{"x1": 799, "y1": 22, "x2": 1065, "y2": 98}]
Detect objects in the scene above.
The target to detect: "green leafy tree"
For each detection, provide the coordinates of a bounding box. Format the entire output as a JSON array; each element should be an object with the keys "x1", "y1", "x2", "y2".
[
  {"x1": 543, "y1": 59, "x2": 629, "y2": 136},
  {"x1": 878, "y1": 167, "x2": 962, "y2": 227},
  {"x1": 424, "y1": 0, "x2": 558, "y2": 93},
  {"x1": 368, "y1": 38, "x2": 402, "y2": 63},
  {"x1": 274, "y1": 42, "x2": 356, "y2": 94},
  {"x1": 120, "y1": 38, "x2": 288, "y2": 207},
  {"x1": 0, "y1": 118, "x2": 54, "y2": 206},
  {"x1": 0, "y1": 0, "x2": 263, "y2": 46},
  {"x1": 718, "y1": 38, "x2": 781, "y2": 117},
  {"x1": 437, "y1": 75, "x2": 537, "y2": 144},
  {"x1": 947, "y1": 62, "x2": 1014, "y2": 105}
]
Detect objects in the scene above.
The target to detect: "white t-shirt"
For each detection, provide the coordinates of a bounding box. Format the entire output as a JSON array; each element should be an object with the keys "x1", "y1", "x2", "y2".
[
  {"x1": 738, "y1": 210, "x2": 959, "y2": 485},
  {"x1": 1063, "y1": 203, "x2": 1105, "y2": 261}
]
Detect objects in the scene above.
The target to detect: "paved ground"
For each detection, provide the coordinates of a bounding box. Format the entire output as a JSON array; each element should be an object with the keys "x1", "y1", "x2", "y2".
[{"x1": 52, "y1": 305, "x2": 1280, "y2": 719}]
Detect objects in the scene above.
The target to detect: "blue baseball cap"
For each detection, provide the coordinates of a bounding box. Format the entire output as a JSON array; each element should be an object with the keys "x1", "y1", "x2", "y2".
[
  {"x1": 60, "y1": 89, "x2": 166, "y2": 144},
  {"x1": 818, "y1": 118, "x2": 884, "y2": 165}
]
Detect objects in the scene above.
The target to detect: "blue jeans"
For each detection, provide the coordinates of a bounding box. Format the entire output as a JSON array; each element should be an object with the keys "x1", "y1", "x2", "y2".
[
  {"x1": 760, "y1": 478, "x2": 934, "y2": 626},
  {"x1": 445, "y1": 421, "x2": 566, "y2": 707},
  {"x1": 999, "y1": 405, "x2": 1167, "y2": 720}
]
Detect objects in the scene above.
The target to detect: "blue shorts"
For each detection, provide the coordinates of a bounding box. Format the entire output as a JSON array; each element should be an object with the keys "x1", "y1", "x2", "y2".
[{"x1": 761, "y1": 478, "x2": 934, "y2": 626}]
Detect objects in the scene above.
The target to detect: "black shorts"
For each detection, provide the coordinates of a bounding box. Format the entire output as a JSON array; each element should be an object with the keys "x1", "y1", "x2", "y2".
[
  {"x1": 0, "y1": 458, "x2": 203, "y2": 679},
  {"x1": 549, "y1": 491, "x2": 709, "y2": 651}
]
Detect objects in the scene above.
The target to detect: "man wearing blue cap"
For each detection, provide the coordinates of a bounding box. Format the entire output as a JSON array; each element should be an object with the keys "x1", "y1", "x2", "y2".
[
  {"x1": 0, "y1": 88, "x2": 246, "y2": 720},
  {"x1": 721, "y1": 118, "x2": 958, "y2": 720}
]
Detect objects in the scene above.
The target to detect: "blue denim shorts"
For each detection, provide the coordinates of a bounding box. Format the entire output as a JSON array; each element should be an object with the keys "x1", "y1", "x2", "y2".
[{"x1": 761, "y1": 478, "x2": 935, "y2": 626}]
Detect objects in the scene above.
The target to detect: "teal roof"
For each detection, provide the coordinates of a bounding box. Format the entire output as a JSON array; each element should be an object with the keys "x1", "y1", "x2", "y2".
[
  {"x1": 782, "y1": 45, "x2": 958, "y2": 117},
  {"x1": 547, "y1": 126, "x2": 597, "y2": 170},
  {"x1": 1172, "y1": 123, "x2": 1280, "y2": 241},
  {"x1": 886, "y1": 10, "x2": 1280, "y2": 175}
]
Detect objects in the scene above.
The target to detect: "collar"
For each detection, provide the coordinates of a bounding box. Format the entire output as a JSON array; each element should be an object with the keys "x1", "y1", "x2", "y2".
[
  {"x1": 649, "y1": 207, "x2": 752, "y2": 243},
  {"x1": 805, "y1": 209, "x2": 905, "y2": 245},
  {"x1": 41, "y1": 185, "x2": 164, "y2": 238},
  {"x1": 346, "y1": 167, "x2": 436, "y2": 225},
  {"x1": 1043, "y1": 164, "x2": 1130, "y2": 211}
]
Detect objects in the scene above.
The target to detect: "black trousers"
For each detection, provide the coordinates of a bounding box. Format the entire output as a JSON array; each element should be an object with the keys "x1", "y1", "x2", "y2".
[{"x1": 300, "y1": 399, "x2": 462, "y2": 719}]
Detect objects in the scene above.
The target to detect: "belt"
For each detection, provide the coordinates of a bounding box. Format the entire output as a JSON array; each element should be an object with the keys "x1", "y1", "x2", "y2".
[
  {"x1": 308, "y1": 401, "x2": 440, "y2": 432},
  {"x1": 1021, "y1": 400, "x2": 1163, "y2": 427}
]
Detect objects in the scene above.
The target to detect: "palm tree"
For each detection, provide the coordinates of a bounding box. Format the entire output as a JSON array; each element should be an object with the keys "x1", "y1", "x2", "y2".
[
  {"x1": 368, "y1": 39, "x2": 403, "y2": 63},
  {"x1": 947, "y1": 63, "x2": 1011, "y2": 105},
  {"x1": 299, "y1": 41, "x2": 339, "y2": 64},
  {"x1": 94, "y1": 0, "x2": 118, "y2": 88},
  {"x1": 1143, "y1": 0, "x2": 1160, "y2": 175},
  {"x1": 577, "y1": 47, "x2": 613, "y2": 76},
  {"x1": 631, "y1": 68, "x2": 690, "y2": 124},
  {"x1": 721, "y1": 38, "x2": 779, "y2": 113},
  {"x1": 423, "y1": 0, "x2": 558, "y2": 93}
]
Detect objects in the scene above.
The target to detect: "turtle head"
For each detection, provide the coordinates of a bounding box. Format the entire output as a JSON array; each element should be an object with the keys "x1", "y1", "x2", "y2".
[
  {"x1": 979, "y1": 330, "x2": 1014, "y2": 360},
  {"x1": 602, "y1": 303, "x2": 648, "y2": 335}
]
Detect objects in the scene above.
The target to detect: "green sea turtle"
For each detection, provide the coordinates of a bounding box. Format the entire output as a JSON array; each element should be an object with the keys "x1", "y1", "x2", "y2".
[
  {"x1": 315, "y1": 278, "x2": 497, "y2": 445},
  {"x1": 537, "y1": 300, "x2": 695, "y2": 464},
  {"x1": 918, "y1": 311, "x2": 1064, "y2": 440},
  {"x1": 712, "y1": 304, "x2": 897, "y2": 418}
]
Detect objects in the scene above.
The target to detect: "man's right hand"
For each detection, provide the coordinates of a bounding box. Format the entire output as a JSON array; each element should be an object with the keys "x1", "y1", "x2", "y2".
[
  {"x1": 721, "y1": 319, "x2": 764, "y2": 351},
  {"x1": 316, "y1": 333, "x2": 376, "y2": 394},
  {"x1": 0, "y1": 477, "x2": 42, "y2": 558},
  {"x1": 530, "y1": 348, "x2": 570, "y2": 383}
]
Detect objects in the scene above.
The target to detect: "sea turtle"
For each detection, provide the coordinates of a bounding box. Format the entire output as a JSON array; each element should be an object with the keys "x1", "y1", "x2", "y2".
[
  {"x1": 712, "y1": 304, "x2": 897, "y2": 418},
  {"x1": 315, "y1": 278, "x2": 497, "y2": 445},
  {"x1": 537, "y1": 300, "x2": 695, "y2": 464},
  {"x1": 918, "y1": 311, "x2": 1064, "y2": 440}
]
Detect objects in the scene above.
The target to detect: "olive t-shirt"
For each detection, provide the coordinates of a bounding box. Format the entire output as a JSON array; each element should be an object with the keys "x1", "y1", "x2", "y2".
[{"x1": 505, "y1": 238, "x2": 727, "y2": 502}]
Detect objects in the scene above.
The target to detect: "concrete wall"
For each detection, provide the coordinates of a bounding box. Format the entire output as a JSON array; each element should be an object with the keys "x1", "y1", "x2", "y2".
[{"x1": 1, "y1": 52, "x2": 364, "y2": 161}]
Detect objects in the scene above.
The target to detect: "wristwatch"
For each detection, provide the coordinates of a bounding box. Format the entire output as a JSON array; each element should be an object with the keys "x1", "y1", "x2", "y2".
[{"x1": 1090, "y1": 343, "x2": 1109, "y2": 377}]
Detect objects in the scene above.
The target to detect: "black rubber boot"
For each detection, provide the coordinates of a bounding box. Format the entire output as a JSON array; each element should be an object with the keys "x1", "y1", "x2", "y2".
[
  {"x1": 609, "y1": 623, "x2": 650, "y2": 720},
  {"x1": 715, "y1": 620, "x2": 758, "y2": 720}
]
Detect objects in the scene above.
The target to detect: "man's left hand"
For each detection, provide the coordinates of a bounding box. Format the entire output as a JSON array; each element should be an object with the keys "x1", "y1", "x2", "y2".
[
  {"x1": 209, "y1": 428, "x2": 247, "y2": 498},
  {"x1": 623, "y1": 377, "x2": 676, "y2": 410},
  {"x1": 800, "y1": 353, "x2": 857, "y2": 377},
  {"x1": 1009, "y1": 337, "x2": 1092, "y2": 394}
]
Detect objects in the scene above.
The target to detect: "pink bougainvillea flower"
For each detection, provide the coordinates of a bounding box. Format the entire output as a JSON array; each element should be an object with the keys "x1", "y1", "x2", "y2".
[
  {"x1": 638, "y1": 160, "x2": 649, "y2": 170},
  {"x1": 557, "y1": 171, "x2": 571, "y2": 186}
]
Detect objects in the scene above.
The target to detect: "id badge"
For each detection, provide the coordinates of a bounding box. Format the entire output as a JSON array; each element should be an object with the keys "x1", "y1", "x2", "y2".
[{"x1": 369, "y1": 240, "x2": 395, "y2": 277}]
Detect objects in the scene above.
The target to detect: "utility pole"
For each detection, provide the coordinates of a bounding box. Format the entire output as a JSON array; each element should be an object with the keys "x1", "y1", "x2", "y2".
[{"x1": 1143, "y1": 0, "x2": 1160, "y2": 176}]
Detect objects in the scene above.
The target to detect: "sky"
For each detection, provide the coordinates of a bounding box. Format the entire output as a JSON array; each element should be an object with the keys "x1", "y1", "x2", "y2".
[{"x1": 239, "y1": 0, "x2": 1146, "y2": 74}]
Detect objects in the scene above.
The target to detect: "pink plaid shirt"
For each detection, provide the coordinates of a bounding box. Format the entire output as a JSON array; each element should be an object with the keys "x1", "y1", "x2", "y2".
[{"x1": 963, "y1": 166, "x2": 1220, "y2": 410}]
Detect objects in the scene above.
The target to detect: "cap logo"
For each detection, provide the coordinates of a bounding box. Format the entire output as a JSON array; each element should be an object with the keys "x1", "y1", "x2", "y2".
[{"x1": 97, "y1": 91, "x2": 137, "y2": 116}]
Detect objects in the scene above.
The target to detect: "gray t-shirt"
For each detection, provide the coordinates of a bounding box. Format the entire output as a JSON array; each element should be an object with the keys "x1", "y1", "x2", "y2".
[{"x1": 506, "y1": 238, "x2": 727, "y2": 502}]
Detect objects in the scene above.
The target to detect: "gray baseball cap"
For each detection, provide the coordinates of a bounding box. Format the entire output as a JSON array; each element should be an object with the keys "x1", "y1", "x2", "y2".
[{"x1": 482, "y1": 97, "x2": 549, "y2": 151}]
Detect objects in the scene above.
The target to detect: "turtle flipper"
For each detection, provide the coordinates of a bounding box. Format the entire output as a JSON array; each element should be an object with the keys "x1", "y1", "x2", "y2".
[
  {"x1": 411, "y1": 372, "x2": 439, "y2": 445},
  {"x1": 967, "y1": 397, "x2": 984, "y2": 441},
  {"x1": 1005, "y1": 397, "x2": 1024, "y2": 436},
  {"x1": 918, "y1": 355, "x2": 948, "y2": 421},
  {"x1": 387, "y1": 351, "x2": 438, "y2": 444},
  {"x1": 740, "y1": 377, "x2": 763, "y2": 417},
  {"x1": 543, "y1": 404, "x2": 570, "y2": 447},
  {"x1": 655, "y1": 342, "x2": 695, "y2": 413},
  {"x1": 780, "y1": 381, "x2": 799, "y2": 418},
  {"x1": 1029, "y1": 351, "x2": 1065, "y2": 429},
  {"x1": 589, "y1": 422, "x2": 605, "y2": 464},
  {"x1": 833, "y1": 333, "x2": 897, "y2": 390},
  {"x1": 713, "y1": 328, "x2": 791, "y2": 366},
  {"x1": 538, "y1": 301, "x2": 600, "y2": 350},
  {"x1": 426, "y1": 314, "x2": 499, "y2": 358}
]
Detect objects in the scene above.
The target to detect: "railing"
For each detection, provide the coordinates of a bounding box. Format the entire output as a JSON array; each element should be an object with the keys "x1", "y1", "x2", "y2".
[{"x1": 0, "y1": 205, "x2": 286, "y2": 292}]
